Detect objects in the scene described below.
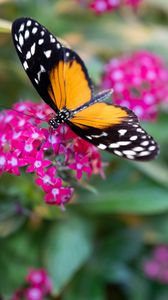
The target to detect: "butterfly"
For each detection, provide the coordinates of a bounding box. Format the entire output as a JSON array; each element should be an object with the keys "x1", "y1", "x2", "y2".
[{"x1": 12, "y1": 17, "x2": 159, "y2": 161}]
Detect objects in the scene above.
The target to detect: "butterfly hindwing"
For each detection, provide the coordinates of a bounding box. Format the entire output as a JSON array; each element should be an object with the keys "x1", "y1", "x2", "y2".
[{"x1": 68, "y1": 103, "x2": 159, "y2": 161}]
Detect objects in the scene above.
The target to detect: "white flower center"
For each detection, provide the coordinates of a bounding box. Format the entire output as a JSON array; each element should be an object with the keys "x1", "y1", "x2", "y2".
[
  {"x1": 52, "y1": 188, "x2": 59, "y2": 196},
  {"x1": 28, "y1": 287, "x2": 41, "y2": 300},
  {"x1": 43, "y1": 175, "x2": 50, "y2": 183},
  {"x1": 32, "y1": 132, "x2": 39, "y2": 139},
  {"x1": 5, "y1": 115, "x2": 13, "y2": 123},
  {"x1": 25, "y1": 144, "x2": 33, "y2": 152},
  {"x1": 18, "y1": 119, "x2": 25, "y2": 126},
  {"x1": 0, "y1": 156, "x2": 6, "y2": 166},
  {"x1": 1, "y1": 135, "x2": 6, "y2": 143},
  {"x1": 34, "y1": 160, "x2": 42, "y2": 168},
  {"x1": 11, "y1": 157, "x2": 17, "y2": 166},
  {"x1": 17, "y1": 104, "x2": 27, "y2": 111},
  {"x1": 13, "y1": 132, "x2": 21, "y2": 139},
  {"x1": 76, "y1": 163, "x2": 82, "y2": 170}
]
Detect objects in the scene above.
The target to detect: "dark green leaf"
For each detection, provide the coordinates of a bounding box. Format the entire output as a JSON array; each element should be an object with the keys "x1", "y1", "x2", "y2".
[{"x1": 43, "y1": 216, "x2": 93, "y2": 295}]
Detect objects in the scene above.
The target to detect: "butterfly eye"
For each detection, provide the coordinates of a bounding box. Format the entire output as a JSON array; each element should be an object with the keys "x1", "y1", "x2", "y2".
[{"x1": 12, "y1": 17, "x2": 159, "y2": 161}]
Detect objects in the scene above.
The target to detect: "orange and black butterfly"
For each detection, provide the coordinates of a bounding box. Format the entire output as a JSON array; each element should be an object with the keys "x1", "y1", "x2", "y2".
[{"x1": 12, "y1": 17, "x2": 159, "y2": 161}]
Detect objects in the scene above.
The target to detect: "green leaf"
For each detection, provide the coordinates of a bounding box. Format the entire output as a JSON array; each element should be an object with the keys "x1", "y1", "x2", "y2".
[
  {"x1": 128, "y1": 273, "x2": 151, "y2": 300},
  {"x1": 133, "y1": 161, "x2": 168, "y2": 188},
  {"x1": 43, "y1": 215, "x2": 93, "y2": 295},
  {"x1": 78, "y1": 187, "x2": 168, "y2": 214},
  {"x1": 63, "y1": 271, "x2": 105, "y2": 300},
  {"x1": 0, "y1": 228, "x2": 41, "y2": 296}
]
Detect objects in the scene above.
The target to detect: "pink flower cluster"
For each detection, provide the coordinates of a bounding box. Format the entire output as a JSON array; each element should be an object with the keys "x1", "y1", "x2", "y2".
[
  {"x1": 101, "y1": 51, "x2": 168, "y2": 121},
  {"x1": 77, "y1": 0, "x2": 142, "y2": 14},
  {"x1": 11, "y1": 268, "x2": 52, "y2": 300},
  {"x1": 143, "y1": 245, "x2": 168, "y2": 283},
  {"x1": 0, "y1": 101, "x2": 103, "y2": 206}
]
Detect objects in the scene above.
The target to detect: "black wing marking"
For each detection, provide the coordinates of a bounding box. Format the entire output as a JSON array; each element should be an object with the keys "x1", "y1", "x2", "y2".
[
  {"x1": 12, "y1": 17, "x2": 94, "y2": 112},
  {"x1": 68, "y1": 107, "x2": 159, "y2": 161}
]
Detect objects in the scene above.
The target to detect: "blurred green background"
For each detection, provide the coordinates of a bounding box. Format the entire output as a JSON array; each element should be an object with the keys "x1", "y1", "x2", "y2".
[{"x1": 1, "y1": 0, "x2": 168, "y2": 299}]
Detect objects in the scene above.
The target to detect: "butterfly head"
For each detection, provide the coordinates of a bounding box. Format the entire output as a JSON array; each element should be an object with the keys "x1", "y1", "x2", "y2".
[{"x1": 49, "y1": 108, "x2": 73, "y2": 129}]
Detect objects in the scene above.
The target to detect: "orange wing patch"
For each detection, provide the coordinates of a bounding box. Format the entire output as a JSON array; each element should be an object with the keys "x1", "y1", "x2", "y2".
[
  {"x1": 64, "y1": 59, "x2": 92, "y2": 110},
  {"x1": 71, "y1": 103, "x2": 129, "y2": 129},
  {"x1": 48, "y1": 61, "x2": 66, "y2": 110},
  {"x1": 48, "y1": 59, "x2": 92, "y2": 111}
]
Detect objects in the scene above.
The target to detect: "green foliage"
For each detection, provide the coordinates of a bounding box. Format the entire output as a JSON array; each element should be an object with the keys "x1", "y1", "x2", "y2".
[{"x1": 1, "y1": 0, "x2": 168, "y2": 299}]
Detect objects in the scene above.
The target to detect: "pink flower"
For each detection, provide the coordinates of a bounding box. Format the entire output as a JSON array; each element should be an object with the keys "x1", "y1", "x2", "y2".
[
  {"x1": 154, "y1": 245, "x2": 168, "y2": 262},
  {"x1": 6, "y1": 151, "x2": 27, "y2": 176},
  {"x1": 0, "y1": 150, "x2": 7, "y2": 174},
  {"x1": 143, "y1": 260, "x2": 160, "y2": 279},
  {"x1": 26, "y1": 151, "x2": 51, "y2": 176},
  {"x1": 143, "y1": 245, "x2": 168, "y2": 284},
  {"x1": 10, "y1": 268, "x2": 53, "y2": 300},
  {"x1": 25, "y1": 287, "x2": 43, "y2": 300},
  {"x1": 35, "y1": 167, "x2": 57, "y2": 191},
  {"x1": 45, "y1": 178, "x2": 73, "y2": 205},
  {"x1": 69, "y1": 154, "x2": 92, "y2": 180},
  {"x1": 10, "y1": 288, "x2": 24, "y2": 300},
  {"x1": 0, "y1": 100, "x2": 103, "y2": 206},
  {"x1": 77, "y1": 0, "x2": 142, "y2": 14},
  {"x1": 101, "y1": 51, "x2": 168, "y2": 121},
  {"x1": 26, "y1": 269, "x2": 49, "y2": 287}
]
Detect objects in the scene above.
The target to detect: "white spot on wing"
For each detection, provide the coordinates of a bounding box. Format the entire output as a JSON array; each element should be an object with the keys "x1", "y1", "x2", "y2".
[
  {"x1": 37, "y1": 65, "x2": 46, "y2": 80},
  {"x1": 91, "y1": 132, "x2": 108, "y2": 138},
  {"x1": 109, "y1": 143, "x2": 119, "y2": 148},
  {"x1": 14, "y1": 34, "x2": 18, "y2": 41},
  {"x1": 86, "y1": 136, "x2": 92, "y2": 140},
  {"x1": 126, "y1": 155, "x2": 134, "y2": 160},
  {"x1": 19, "y1": 23, "x2": 24, "y2": 32},
  {"x1": 19, "y1": 34, "x2": 24, "y2": 46},
  {"x1": 17, "y1": 44, "x2": 22, "y2": 53},
  {"x1": 31, "y1": 42, "x2": 36, "y2": 55},
  {"x1": 32, "y1": 27, "x2": 38, "y2": 34},
  {"x1": 130, "y1": 135, "x2": 138, "y2": 141},
  {"x1": 50, "y1": 35, "x2": 56, "y2": 43},
  {"x1": 38, "y1": 39, "x2": 44, "y2": 45},
  {"x1": 123, "y1": 150, "x2": 136, "y2": 156},
  {"x1": 26, "y1": 51, "x2": 31, "y2": 59},
  {"x1": 98, "y1": 143, "x2": 107, "y2": 150},
  {"x1": 133, "y1": 147, "x2": 144, "y2": 152},
  {"x1": 114, "y1": 150, "x2": 123, "y2": 156},
  {"x1": 24, "y1": 30, "x2": 30, "y2": 39},
  {"x1": 137, "y1": 128, "x2": 144, "y2": 133},
  {"x1": 149, "y1": 145, "x2": 156, "y2": 151},
  {"x1": 57, "y1": 43, "x2": 61, "y2": 49},
  {"x1": 27, "y1": 20, "x2": 32, "y2": 27},
  {"x1": 118, "y1": 129, "x2": 127, "y2": 136},
  {"x1": 44, "y1": 50, "x2": 52, "y2": 58},
  {"x1": 138, "y1": 151, "x2": 150, "y2": 156},
  {"x1": 118, "y1": 141, "x2": 131, "y2": 146},
  {"x1": 23, "y1": 61, "x2": 28, "y2": 70},
  {"x1": 141, "y1": 141, "x2": 149, "y2": 146}
]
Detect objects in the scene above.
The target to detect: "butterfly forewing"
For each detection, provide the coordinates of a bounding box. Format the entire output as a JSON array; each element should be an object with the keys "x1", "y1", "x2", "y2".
[
  {"x1": 12, "y1": 18, "x2": 66, "y2": 112},
  {"x1": 12, "y1": 17, "x2": 93, "y2": 112},
  {"x1": 12, "y1": 17, "x2": 159, "y2": 161}
]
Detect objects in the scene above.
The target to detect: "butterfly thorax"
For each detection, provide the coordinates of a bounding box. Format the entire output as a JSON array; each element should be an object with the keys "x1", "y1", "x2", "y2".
[{"x1": 49, "y1": 108, "x2": 73, "y2": 129}]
